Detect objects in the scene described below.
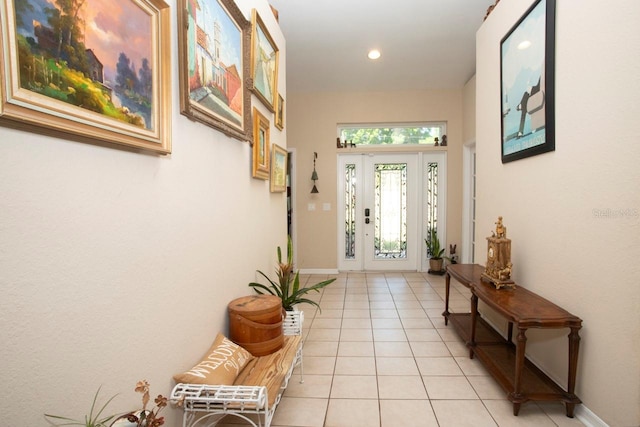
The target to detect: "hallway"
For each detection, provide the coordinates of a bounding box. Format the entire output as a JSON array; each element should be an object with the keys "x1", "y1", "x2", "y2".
[{"x1": 255, "y1": 272, "x2": 585, "y2": 427}]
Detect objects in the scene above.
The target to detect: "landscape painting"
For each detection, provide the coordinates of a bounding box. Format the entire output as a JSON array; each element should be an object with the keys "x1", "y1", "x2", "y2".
[
  {"x1": 270, "y1": 143, "x2": 286, "y2": 192},
  {"x1": 252, "y1": 107, "x2": 269, "y2": 180},
  {"x1": 178, "y1": 0, "x2": 252, "y2": 142},
  {"x1": 250, "y1": 9, "x2": 278, "y2": 112},
  {"x1": 0, "y1": 0, "x2": 171, "y2": 153}
]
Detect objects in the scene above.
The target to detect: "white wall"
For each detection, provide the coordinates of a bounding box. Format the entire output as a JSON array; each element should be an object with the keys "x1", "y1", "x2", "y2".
[
  {"x1": 462, "y1": 75, "x2": 476, "y2": 145},
  {"x1": 287, "y1": 89, "x2": 464, "y2": 270},
  {"x1": 476, "y1": 1, "x2": 640, "y2": 425},
  {"x1": 0, "y1": 0, "x2": 286, "y2": 424}
]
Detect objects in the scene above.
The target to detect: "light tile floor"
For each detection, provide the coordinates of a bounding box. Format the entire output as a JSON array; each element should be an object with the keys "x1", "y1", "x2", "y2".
[{"x1": 224, "y1": 272, "x2": 586, "y2": 427}]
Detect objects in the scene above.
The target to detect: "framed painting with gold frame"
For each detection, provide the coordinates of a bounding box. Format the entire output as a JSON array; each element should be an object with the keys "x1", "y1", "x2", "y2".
[
  {"x1": 0, "y1": 0, "x2": 172, "y2": 154},
  {"x1": 250, "y1": 9, "x2": 278, "y2": 112},
  {"x1": 252, "y1": 108, "x2": 270, "y2": 180},
  {"x1": 177, "y1": 0, "x2": 252, "y2": 143},
  {"x1": 275, "y1": 93, "x2": 284, "y2": 130},
  {"x1": 270, "y1": 143, "x2": 287, "y2": 192}
]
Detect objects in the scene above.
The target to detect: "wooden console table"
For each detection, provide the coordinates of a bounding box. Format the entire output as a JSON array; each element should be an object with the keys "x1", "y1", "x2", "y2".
[{"x1": 443, "y1": 264, "x2": 582, "y2": 417}]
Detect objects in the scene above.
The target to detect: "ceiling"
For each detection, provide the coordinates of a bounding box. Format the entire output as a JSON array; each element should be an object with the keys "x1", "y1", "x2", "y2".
[{"x1": 268, "y1": 0, "x2": 492, "y2": 93}]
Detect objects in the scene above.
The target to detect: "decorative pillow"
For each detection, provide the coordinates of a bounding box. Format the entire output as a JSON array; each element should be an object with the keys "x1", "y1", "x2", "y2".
[{"x1": 174, "y1": 333, "x2": 254, "y2": 385}]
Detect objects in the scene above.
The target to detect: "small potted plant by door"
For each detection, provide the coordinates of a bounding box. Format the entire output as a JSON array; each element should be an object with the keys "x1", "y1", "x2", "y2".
[{"x1": 425, "y1": 229, "x2": 445, "y2": 275}]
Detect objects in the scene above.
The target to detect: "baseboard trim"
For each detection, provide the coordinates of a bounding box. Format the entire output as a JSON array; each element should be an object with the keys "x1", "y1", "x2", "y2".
[
  {"x1": 299, "y1": 268, "x2": 339, "y2": 275},
  {"x1": 575, "y1": 405, "x2": 609, "y2": 427}
]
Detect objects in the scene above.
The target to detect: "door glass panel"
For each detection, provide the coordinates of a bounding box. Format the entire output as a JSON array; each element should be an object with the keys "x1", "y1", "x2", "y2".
[
  {"x1": 426, "y1": 162, "x2": 439, "y2": 236},
  {"x1": 344, "y1": 163, "x2": 356, "y2": 259},
  {"x1": 374, "y1": 163, "x2": 407, "y2": 259}
]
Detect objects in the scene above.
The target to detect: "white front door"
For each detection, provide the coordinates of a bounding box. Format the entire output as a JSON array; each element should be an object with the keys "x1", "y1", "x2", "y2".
[
  {"x1": 338, "y1": 152, "x2": 447, "y2": 272},
  {"x1": 338, "y1": 153, "x2": 419, "y2": 271}
]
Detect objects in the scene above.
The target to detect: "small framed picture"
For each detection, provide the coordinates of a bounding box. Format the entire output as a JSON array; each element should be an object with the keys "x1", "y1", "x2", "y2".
[
  {"x1": 252, "y1": 108, "x2": 270, "y2": 180},
  {"x1": 275, "y1": 93, "x2": 284, "y2": 130},
  {"x1": 270, "y1": 144, "x2": 287, "y2": 192}
]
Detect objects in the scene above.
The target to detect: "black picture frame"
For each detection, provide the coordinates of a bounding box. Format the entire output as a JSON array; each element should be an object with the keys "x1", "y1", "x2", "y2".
[{"x1": 500, "y1": 0, "x2": 555, "y2": 163}]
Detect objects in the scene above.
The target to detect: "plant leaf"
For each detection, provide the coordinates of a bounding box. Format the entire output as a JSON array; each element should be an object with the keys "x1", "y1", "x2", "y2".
[
  {"x1": 44, "y1": 414, "x2": 84, "y2": 426},
  {"x1": 292, "y1": 271, "x2": 300, "y2": 295},
  {"x1": 292, "y1": 297, "x2": 321, "y2": 312},
  {"x1": 296, "y1": 278, "x2": 336, "y2": 294},
  {"x1": 249, "y1": 282, "x2": 278, "y2": 297},
  {"x1": 287, "y1": 235, "x2": 293, "y2": 265},
  {"x1": 87, "y1": 385, "x2": 102, "y2": 420},
  {"x1": 93, "y1": 391, "x2": 118, "y2": 423},
  {"x1": 256, "y1": 269, "x2": 278, "y2": 287},
  {"x1": 251, "y1": 270, "x2": 282, "y2": 298},
  {"x1": 44, "y1": 386, "x2": 117, "y2": 427}
]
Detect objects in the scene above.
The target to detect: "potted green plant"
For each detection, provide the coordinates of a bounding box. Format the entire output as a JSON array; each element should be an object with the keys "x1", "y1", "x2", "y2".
[
  {"x1": 45, "y1": 386, "x2": 118, "y2": 427},
  {"x1": 425, "y1": 228, "x2": 445, "y2": 274},
  {"x1": 45, "y1": 381, "x2": 167, "y2": 427},
  {"x1": 249, "y1": 236, "x2": 336, "y2": 311}
]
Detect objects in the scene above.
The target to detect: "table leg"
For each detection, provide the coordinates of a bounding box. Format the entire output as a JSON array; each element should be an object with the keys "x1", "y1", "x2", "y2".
[
  {"x1": 469, "y1": 293, "x2": 478, "y2": 359},
  {"x1": 566, "y1": 326, "x2": 581, "y2": 417},
  {"x1": 513, "y1": 326, "x2": 527, "y2": 416},
  {"x1": 513, "y1": 402, "x2": 521, "y2": 416},
  {"x1": 443, "y1": 272, "x2": 451, "y2": 325}
]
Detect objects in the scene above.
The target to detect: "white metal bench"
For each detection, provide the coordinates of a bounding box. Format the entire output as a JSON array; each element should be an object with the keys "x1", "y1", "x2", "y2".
[{"x1": 170, "y1": 311, "x2": 304, "y2": 427}]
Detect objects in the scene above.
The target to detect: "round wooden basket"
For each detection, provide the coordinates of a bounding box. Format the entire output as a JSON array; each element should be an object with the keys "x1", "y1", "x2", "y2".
[{"x1": 228, "y1": 295, "x2": 284, "y2": 356}]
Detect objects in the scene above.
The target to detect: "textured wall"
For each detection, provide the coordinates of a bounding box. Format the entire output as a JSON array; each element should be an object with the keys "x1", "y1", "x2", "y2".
[
  {"x1": 0, "y1": 0, "x2": 286, "y2": 424},
  {"x1": 476, "y1": 1, "x2": 640, "y2": 425}
]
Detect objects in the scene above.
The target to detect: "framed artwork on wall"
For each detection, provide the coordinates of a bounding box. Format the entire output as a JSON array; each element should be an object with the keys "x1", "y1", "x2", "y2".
[
  {"x1": 270, "y1": 143, "x2": 287, "y2": 192},
  {"x1": 177, "y1": 0, "x2": 252, "y2": 143},
  {"x1": 500, "y1": 0, "x2": 555, "y2": 163},
  {"x1": 252, "y1": 107, "x2": 270, "y2": 180},
  {"x1": 250, "y1": 9, "x2": 278, "y2": 112},
  {"x1": 275, "y1": 93, "x2": 284, "y2": 130},
  {"x1": 0, "y1": 0, "x2": 172, "y2": 154}
]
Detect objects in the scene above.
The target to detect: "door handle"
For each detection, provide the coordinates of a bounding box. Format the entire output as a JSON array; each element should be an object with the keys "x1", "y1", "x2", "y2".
[{"x1": 365, "y1": 208, "x2": 370, "y2": 217}]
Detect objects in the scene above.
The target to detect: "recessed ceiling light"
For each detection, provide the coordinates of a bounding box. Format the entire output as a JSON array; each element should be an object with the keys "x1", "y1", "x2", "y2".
[{"x1": 368, "y1": 49, "x2": 381, "y2": 60}]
